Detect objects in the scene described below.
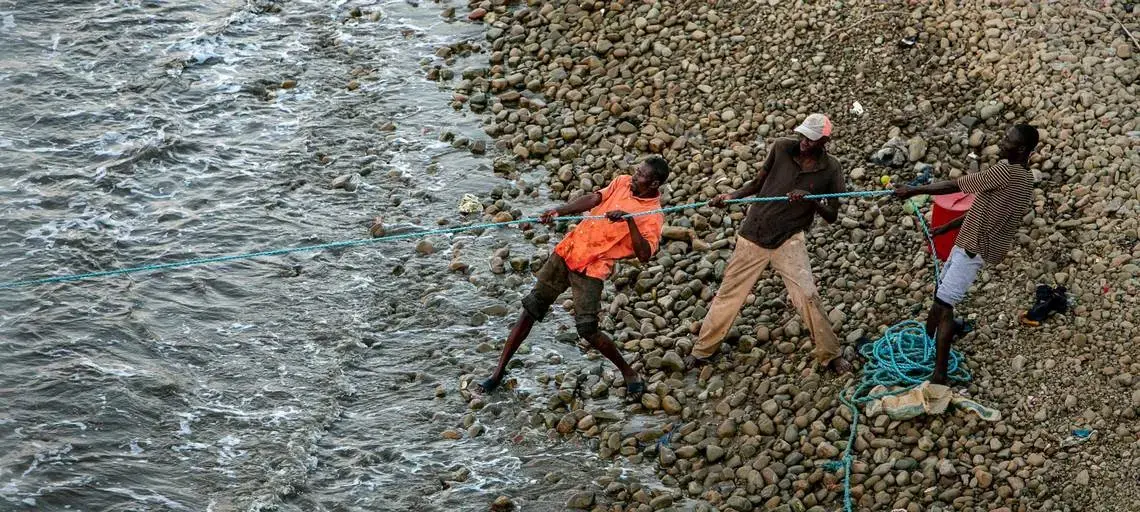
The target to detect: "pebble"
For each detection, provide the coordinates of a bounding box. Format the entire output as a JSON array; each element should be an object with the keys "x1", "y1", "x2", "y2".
[
  {"x1": 566, "y1": 492, "x2": 595, "y2": 510},
  {"x1": 976, "y1": 469, "x2": 993, "y2": 488},
  {"x1": 482, "y1": 304, "x2": 510, "y2": 317},
  {"x1": 649, "y1": 495, "x2": 674, "y2": 509},
  {"x1": 492, "y1": 496, "x2": 515, "y2": 511},
  {"x1": 661, "y1": 351, "x2": 684, "y2": 373},
  {"x1": 330, "y1": 173, "x2": 361, "y2": 192},
  {"x1": 415, "y1": 240, "x2": 435, "y2": 256},
  {"x1": 978, "y1": 102, "x2": 1004, "y2": 120},
  {"x1": 706, "y1": 445, "x2": 725, "y2": 463},
  {"x1": 469, "y1": 312, "x2": 487, "y2": 327},
  {"x1": 908, "y1": 137, "x2": 927, "y2": 162},
  {"x1": 717, "y1": 419, "x2": 736, "y2": 438}
]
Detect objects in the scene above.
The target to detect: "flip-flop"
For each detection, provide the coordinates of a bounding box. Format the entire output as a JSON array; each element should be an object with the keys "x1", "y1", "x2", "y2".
[
  {"x1": 1018, "y1": 312, "x2": 1041, "y2": 327},
  {"x1": 477, "y1": 378, "x2": 500, "y2": 393},
  {"x1": 826, "y1": 357, "x2": 854, "y2": 375},
  {"x1": 625, "y1": 381, "x2": 646, "y2": 402},
  {"x1": 683, "y1": 355, "x2": 709, "y2": 372},
  {"x1": 953, "y1": 318, "x2": 975, "y2": 337}
]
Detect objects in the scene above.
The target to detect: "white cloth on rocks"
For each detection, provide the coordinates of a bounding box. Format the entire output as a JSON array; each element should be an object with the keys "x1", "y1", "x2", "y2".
[{"x1": 865, "y1": 381, "x2": 1001, "y2": 422}]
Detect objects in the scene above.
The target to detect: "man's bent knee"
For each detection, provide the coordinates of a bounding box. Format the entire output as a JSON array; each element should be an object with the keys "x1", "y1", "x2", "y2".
[
  {"x1": 576, "y1": 319, "x2": 600, "y2": 340},
  {"x1": 521, "y1": 283, "x2": 560, "y2": 321}
]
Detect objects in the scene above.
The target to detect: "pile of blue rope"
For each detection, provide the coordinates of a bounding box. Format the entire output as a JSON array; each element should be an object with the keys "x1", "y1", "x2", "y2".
[{"x1": 823, "y1": 321, "x2": 972, "y2": 511}]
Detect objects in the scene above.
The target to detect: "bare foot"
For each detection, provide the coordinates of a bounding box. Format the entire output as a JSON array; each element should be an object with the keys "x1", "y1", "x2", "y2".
[{"x1": 827, "y1": 357, "x2": 853, "y2": 374}]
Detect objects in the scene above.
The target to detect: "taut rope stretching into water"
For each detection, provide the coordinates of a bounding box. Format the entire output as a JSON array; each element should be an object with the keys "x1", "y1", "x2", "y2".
[{"x1": 0, "y1": 190, "x2": 893, "y2": 290}]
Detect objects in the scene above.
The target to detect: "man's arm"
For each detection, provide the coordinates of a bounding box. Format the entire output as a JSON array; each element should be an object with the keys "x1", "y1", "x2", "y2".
[
  {"x1": 785, "y1": 191, "x2": 840, "y2": 223},
  {"x1": 814, "y1": 197, "x2": 840, "y2": 224},
  {"x1": 931, "y1": 214, "x2": 966, "y2": 236},
  {"x1": 540, "y1": 192, "x2": 603, "y2": 223},
  {"x1": 894, "y1": 179, "x2": 961, "y2": 199},
  {"x1": 603, "y1": 211, "x2": 655, "y2": 262},
  {"x1": 815, "y1": 166, "x2": 845, "y2": 224},
  {"x1": 625, "y1": 218, "x2": 653, "y2": 262}
]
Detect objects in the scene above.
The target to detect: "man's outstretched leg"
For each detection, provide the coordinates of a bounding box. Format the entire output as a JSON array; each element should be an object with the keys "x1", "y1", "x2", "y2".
[
  {"x1": 770, "y1": 233, "x2": 851, "y2": 374},
  {"x1": 479, "y1": 254, "x2": 571, "y2": 393},
  {"x1": 688, "y1": 237, "x2": 771, "y2": 370},
  {"x1": 568, "y1": 272, "x2": 644, "y2": 399},
  {"x1": 478, "y1": 310, "x2": 538, "y2": 392}
]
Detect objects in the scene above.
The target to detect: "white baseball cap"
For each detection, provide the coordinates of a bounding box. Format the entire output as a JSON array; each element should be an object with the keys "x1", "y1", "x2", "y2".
[{"x1": 794, "y1": 113, "x2": 834, "y2": 141}]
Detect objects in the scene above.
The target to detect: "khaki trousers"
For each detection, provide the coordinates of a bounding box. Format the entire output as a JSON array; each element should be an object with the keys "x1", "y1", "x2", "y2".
[{"x1": 693, "y1": 233, "x2": 840, "y2": 364}]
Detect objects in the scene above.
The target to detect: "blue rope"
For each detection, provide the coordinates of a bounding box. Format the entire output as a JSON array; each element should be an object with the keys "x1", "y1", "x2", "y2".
[
  {"x1": 911, "y1": 199, "x2": 942, "y2": 284},
  {"x1": 822, "y1": 202, "x2": 966, "y2": 512},
  {"x1": 0, "y1": 190, "x2": 891, "y2": 290}
]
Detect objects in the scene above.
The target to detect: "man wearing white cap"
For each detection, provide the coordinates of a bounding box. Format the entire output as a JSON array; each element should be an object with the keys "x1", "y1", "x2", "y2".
[{"x1": 686, "y1": 113, "x2": 852, "y2": 374}]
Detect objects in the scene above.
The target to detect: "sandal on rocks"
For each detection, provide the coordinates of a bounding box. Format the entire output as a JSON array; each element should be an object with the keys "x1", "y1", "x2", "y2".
[
  {"x1": 476, "y1": 378, "x2": 500, "y2": 393},
  {"x1": 679, "y1": 351, "x2": 715, "y2": 371},
  {"x1": 625, "y1": 380, "x2": 646, "y2": 402}
]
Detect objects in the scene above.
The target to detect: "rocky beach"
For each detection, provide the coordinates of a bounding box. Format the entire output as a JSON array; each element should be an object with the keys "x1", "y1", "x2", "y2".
[
  {"x1": 433, "y1": 1, "x2": 1140, "y2": 511},
  {"x1": 1, "y1": 0, "x2": 1137, "y2": 510}
]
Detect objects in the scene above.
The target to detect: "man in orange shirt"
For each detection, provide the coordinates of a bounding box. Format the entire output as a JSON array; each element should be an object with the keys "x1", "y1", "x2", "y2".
[{"x1": 478, "y1": 157, "x2": 669, "y2": 400}]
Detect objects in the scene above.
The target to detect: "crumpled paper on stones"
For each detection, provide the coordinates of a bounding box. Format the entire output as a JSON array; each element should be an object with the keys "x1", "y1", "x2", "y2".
[
  {"x1": 865, "y1": 381, "x2": 1001, "y2": 422},
  {"x1": 457, "y1": 193, "x2": 483, "y2": 214}
]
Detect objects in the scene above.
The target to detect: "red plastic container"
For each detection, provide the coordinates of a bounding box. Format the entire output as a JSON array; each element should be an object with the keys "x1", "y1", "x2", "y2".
[{"x1": 929, "y1": 192, "x2": 975, "y2": 261}]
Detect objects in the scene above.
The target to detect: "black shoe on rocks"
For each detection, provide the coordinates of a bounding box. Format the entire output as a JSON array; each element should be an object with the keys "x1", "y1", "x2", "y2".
[{"x1": 1021, "y1": 284, "x2": 1068, "y2": 326}]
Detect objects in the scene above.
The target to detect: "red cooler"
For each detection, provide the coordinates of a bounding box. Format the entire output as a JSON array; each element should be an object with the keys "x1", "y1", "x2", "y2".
[{"x1": 931, "y1": 192, "x2": 975, "y2": 262}]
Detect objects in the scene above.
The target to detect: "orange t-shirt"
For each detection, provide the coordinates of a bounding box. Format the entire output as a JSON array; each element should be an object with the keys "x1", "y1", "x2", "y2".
[{"x1": 554, "y1": 175, "x2": 664, "y2": 279}]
